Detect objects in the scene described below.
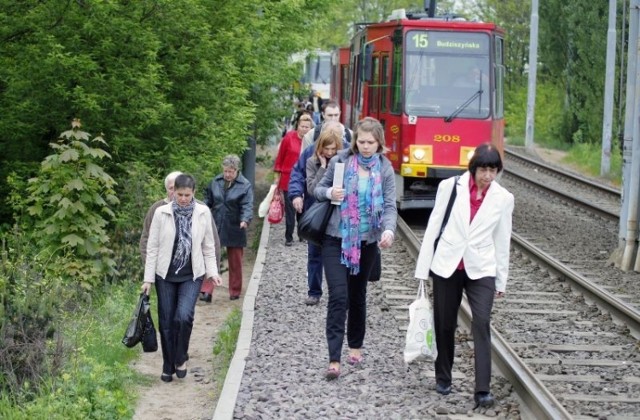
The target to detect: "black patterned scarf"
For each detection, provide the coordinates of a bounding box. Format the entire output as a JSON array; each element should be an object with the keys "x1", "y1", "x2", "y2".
[{"x1": 171, "y1": 199, "x2": 195, "y2": 274}]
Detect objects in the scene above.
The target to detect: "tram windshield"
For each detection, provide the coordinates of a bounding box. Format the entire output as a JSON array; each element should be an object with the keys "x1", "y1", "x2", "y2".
[
  {"x1": 404, "y1": 31, "x2": 491, "y2": 119},
  {"x1": 301, "y1": 53, "x2": 331, "y2": 85}
]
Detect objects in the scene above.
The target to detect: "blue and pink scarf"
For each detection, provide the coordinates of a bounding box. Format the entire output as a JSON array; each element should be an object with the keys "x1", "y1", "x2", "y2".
[{"x1": 339, "y1": 153, "x2": 384, "y2": 275}]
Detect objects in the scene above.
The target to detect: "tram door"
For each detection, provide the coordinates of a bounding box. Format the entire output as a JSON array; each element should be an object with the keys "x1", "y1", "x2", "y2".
[{"x1": 367, "y1": 53, "x2": 390, "y2": 128}]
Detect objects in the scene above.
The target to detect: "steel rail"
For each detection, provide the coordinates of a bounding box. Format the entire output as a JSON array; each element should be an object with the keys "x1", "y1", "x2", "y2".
[
  {"x1": 396, "y1": 218, "x2": 573, "y2": 420},
  {"x1": 512, "y1": 232, "x2": 640, "y2": 339},
  {"x1": 503, "y1": 168, "x2": 619, "y2": 221},
  {"x1": 504, "y1": 148, "x2": 621, "y2": 197}
]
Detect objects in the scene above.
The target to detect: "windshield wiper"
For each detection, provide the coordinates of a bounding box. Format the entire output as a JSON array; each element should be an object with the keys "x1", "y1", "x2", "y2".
[{"x1": 444, "y1": 89, "x2": 483, "y2": 122}]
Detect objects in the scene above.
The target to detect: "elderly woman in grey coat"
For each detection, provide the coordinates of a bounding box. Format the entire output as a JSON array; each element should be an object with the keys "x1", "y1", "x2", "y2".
[
  {"x1": 313, "y1": 117, "x2": 397, "y2": 379},
  {"x1": 205, "y1": 155, "x2": 254, "y2": 300}
]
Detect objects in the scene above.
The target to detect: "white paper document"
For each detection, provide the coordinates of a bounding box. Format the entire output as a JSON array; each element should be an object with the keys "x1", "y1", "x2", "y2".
[{"x1": 331, "y1": 162, "x2": 345, "y2": 205}]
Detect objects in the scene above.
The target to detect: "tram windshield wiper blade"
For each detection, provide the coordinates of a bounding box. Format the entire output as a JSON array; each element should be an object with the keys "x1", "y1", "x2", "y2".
[{"x1": 444, "y1": 89, "x2": 483, "y2": 123}]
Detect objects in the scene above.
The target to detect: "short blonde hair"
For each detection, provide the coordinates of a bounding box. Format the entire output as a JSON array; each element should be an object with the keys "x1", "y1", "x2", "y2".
[
  {"x1": 313, "y1": 127, "x2": 343, "y2": 160},
  {"x1": 297, "y1": 114, "x2": 314, "y2": 128}
]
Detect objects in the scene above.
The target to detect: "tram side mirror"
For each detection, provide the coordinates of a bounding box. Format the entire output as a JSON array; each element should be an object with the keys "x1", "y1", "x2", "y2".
[{"x1": 363, "y1": 44, "x2": 373, "y2": 82}]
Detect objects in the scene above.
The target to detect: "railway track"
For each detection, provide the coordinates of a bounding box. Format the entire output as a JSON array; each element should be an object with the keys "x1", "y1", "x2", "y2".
[
  {"x1": 503, "y1": 148, "x2": 620, "y2": 220},
  {"x1": 393, "y1": 217, "x2": 640, "y2": 419},
  {"x1": 384, "y1": 152, "x2": 640, "y2": 418}
]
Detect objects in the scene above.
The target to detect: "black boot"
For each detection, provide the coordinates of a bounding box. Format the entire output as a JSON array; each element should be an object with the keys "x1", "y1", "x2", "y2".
[{"x1": 200, "y1": 293, "x2": 212, "y2": 303}]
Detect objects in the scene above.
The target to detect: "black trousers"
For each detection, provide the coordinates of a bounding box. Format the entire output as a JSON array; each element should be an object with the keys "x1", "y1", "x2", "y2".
[
  {"x1": 283, "y1": 190, "x2": 300, "y2": 242},
  {"x1": 431, "y1": 270, "x2": 495, "y2": 393},
  {"x1": 321, "y1": 236, "x2": 378, "y2": 362}
]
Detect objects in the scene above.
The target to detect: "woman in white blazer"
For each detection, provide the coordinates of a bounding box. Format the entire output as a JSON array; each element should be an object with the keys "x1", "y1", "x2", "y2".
[
  {"x1": 142, "y1": 174, "x2": 222, "y2": 383},
  {"x1": 415, "y1": 144, "x2": 514, "y2": 409}
]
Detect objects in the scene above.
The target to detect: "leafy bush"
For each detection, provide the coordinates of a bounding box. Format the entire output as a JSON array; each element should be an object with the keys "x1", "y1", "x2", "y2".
[
  {"x1": 0, "y1": 229, "x2": 66, "y2": 396},
  {"x1": 0, "y1": 283, "x2": 146, "y2": 418},
  {"x1": 505, "y1": 82, "x2": 570, "y2": 148},
  {"x1": 25, "y1": 120, "x2": 119, "y2": 290}
]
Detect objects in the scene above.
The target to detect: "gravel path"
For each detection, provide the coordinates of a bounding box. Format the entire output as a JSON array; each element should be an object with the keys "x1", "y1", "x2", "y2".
[{"x1": 230, "y1": 221, "x2": 520, "y2": 419}]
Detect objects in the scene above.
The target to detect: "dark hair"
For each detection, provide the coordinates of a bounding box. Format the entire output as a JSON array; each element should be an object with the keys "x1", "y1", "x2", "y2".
[
  {"x1": 351, "y1": 117, "x2": 386, "y2": 154},
  {"x1": 174, "y1": 174, "x2": 196, "y2": 191},
  {"x1": 322, "y1": 99, "x2": 339, "y2": 112},
  {"x1": 468, "y1": 143, "x2": 503, "y2": 175}
]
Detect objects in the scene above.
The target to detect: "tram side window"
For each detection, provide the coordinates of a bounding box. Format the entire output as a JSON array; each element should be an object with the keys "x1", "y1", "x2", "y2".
[
  {"x1": 368, "y1": 56, "x2": 380, "y2": 114},
  {"x1": 381, "y1": 55, "x2": 389, "y2": 112},
  {"x1": 341, "y1": 65, "x2": 349, "y2": 102},
  {"x1": 391, "y1": 44, "x2": 403, "y2": 114},
  {"x1": 494, "y1": 37, "x2": 505, "y2": 118}
]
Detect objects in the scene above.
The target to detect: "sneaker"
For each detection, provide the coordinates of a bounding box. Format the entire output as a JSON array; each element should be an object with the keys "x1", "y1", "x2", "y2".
[
  {"x1": 304, "y1": 296, "x2": 320, "y2": 306},
  {"x1": 285, "y1": 240, "x2": 293, "y2": 246}
]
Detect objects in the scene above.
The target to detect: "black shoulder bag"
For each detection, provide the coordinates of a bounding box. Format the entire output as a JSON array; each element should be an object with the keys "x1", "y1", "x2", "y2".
[{"x1": 433, "y1": 176, "x2": 459, "y2": 251}]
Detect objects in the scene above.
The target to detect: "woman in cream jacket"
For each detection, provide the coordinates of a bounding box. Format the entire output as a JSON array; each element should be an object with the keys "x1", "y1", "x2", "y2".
[{"x1": 142, "y1": 174, "x2": 221, "y2": 383}]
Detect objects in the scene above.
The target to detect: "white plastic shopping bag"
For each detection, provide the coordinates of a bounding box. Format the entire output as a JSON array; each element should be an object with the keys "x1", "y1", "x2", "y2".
[
  {"x1": 404, "y1": 278, "x2": 437, "y2": 364},
  {"x1": 258, "y1": 184, "x2": 277, "y2": 218}
]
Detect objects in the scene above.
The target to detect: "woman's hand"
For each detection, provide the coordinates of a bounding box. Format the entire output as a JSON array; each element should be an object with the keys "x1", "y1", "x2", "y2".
[
  {"x1": 330, "y1": 186, "x2": 344, "y2": 202},
  {"x1": 292, "y1": 197, "x2": 304, "y2": 213},
  {"x1": 208, "y1": 275, "x2": 223, "y2": 286},
  {"x1": 240, "y1": 221, "x2": 248, "y2": 229},
  {"x1": 141, "y1": 282, "x2": 152, "y2": 295},
  {"x1": 379, "y1": 230, "x2": 394, "y2": 249},
  {"x1": 318, "y1": 153, "x2": 327, "y2": 168}
]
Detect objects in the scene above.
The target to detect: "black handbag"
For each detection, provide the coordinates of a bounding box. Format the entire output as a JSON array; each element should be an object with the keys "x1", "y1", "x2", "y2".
[
  {"x1": 298, "y1": 200, "x2": 335, "y2": 246},
  {"x1": 122, "y1": 293, "x2": 151, "y2": 348},
  {"x1": 141, "y1": 306, "x2": 158, "y2": 353}
]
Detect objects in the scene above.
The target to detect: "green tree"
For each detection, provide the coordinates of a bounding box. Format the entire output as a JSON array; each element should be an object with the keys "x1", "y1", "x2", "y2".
[
  {"x1": 26, "y1": 119, "x2": 119, "y2": 289},
  {"x1": 0, "y1": 0, "x2": 337, "y2": 226}
]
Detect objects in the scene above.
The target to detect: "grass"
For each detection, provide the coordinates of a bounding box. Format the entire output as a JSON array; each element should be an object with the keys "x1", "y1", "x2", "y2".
[
  {"x1": 563, "y1": 142, "x2": 622, "y2": 186},
  {"x1": 505, "y1": 136, "x2": 622, "y2": 187},
  {"x1": 211, "y1": 308, "x2": 242, "y2": 390},
  {"x1": 0, "y1": 282, "x2": 149, "y2": 419}
]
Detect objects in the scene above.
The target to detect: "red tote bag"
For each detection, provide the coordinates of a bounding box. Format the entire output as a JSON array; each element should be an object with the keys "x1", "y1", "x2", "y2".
[{"x1": 267, "y1": 188, "x2": 284, "y2": 224}]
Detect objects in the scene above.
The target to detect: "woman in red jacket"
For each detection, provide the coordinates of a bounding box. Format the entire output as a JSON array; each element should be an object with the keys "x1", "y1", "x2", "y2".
[{"x1": 273, "y1": 113, "x2": 313, "y2": 246}]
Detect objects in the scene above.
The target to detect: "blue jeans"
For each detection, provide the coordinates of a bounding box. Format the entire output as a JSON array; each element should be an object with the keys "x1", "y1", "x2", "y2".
[
  {"x1": 321, "y1": 236, "x2": 378, "y2": 362},
  {"x1": 155, "y1": 276, "x2": 203, "y2": 374},
  {"x1": 307, "y1": 242, "x2": 323, "y2": 298}
]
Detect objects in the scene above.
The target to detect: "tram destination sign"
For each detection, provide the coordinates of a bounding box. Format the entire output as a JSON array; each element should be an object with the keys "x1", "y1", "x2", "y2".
[{"x1": 407, "y1": 31, "x2": 489, "y2": 55}]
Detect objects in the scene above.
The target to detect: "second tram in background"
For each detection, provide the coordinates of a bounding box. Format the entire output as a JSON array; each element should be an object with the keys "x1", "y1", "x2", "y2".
[
  {"x1": 331, "y1": 5, "x2": 505, "y2": 210},
  {"x1": 292, "y1": 50, "x2": 332, "y2": 106}
]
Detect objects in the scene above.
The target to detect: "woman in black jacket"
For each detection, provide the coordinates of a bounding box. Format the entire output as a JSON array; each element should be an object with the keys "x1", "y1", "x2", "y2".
[{"x1": 205, "y1": 154, "x2": 254, "y2": 300}]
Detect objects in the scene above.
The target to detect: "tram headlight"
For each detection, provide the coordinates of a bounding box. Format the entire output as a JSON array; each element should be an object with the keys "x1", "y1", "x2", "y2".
[
  {"x1": 459, "y1": 146, "x2": 476, "y2": 166},
  {"x1": 407, "y1": 145, "x2": 432, "y2": 163}
]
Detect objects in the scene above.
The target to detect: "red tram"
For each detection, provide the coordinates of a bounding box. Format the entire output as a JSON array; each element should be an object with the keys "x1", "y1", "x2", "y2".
[{"x1": 331, "y1": 7, "x2": 505, "y2": 209}]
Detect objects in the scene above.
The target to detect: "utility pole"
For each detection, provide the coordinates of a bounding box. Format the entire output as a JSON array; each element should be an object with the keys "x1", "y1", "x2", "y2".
[
  {"x1": 601, "y1": 0, "x2": 617, "y2": 176},
  {"x1": 525, "y1": 0, "x2": 539, "y2": 151},
  {"x1": 620, "y1": 0, "x2": 640, "y2": 271}
]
